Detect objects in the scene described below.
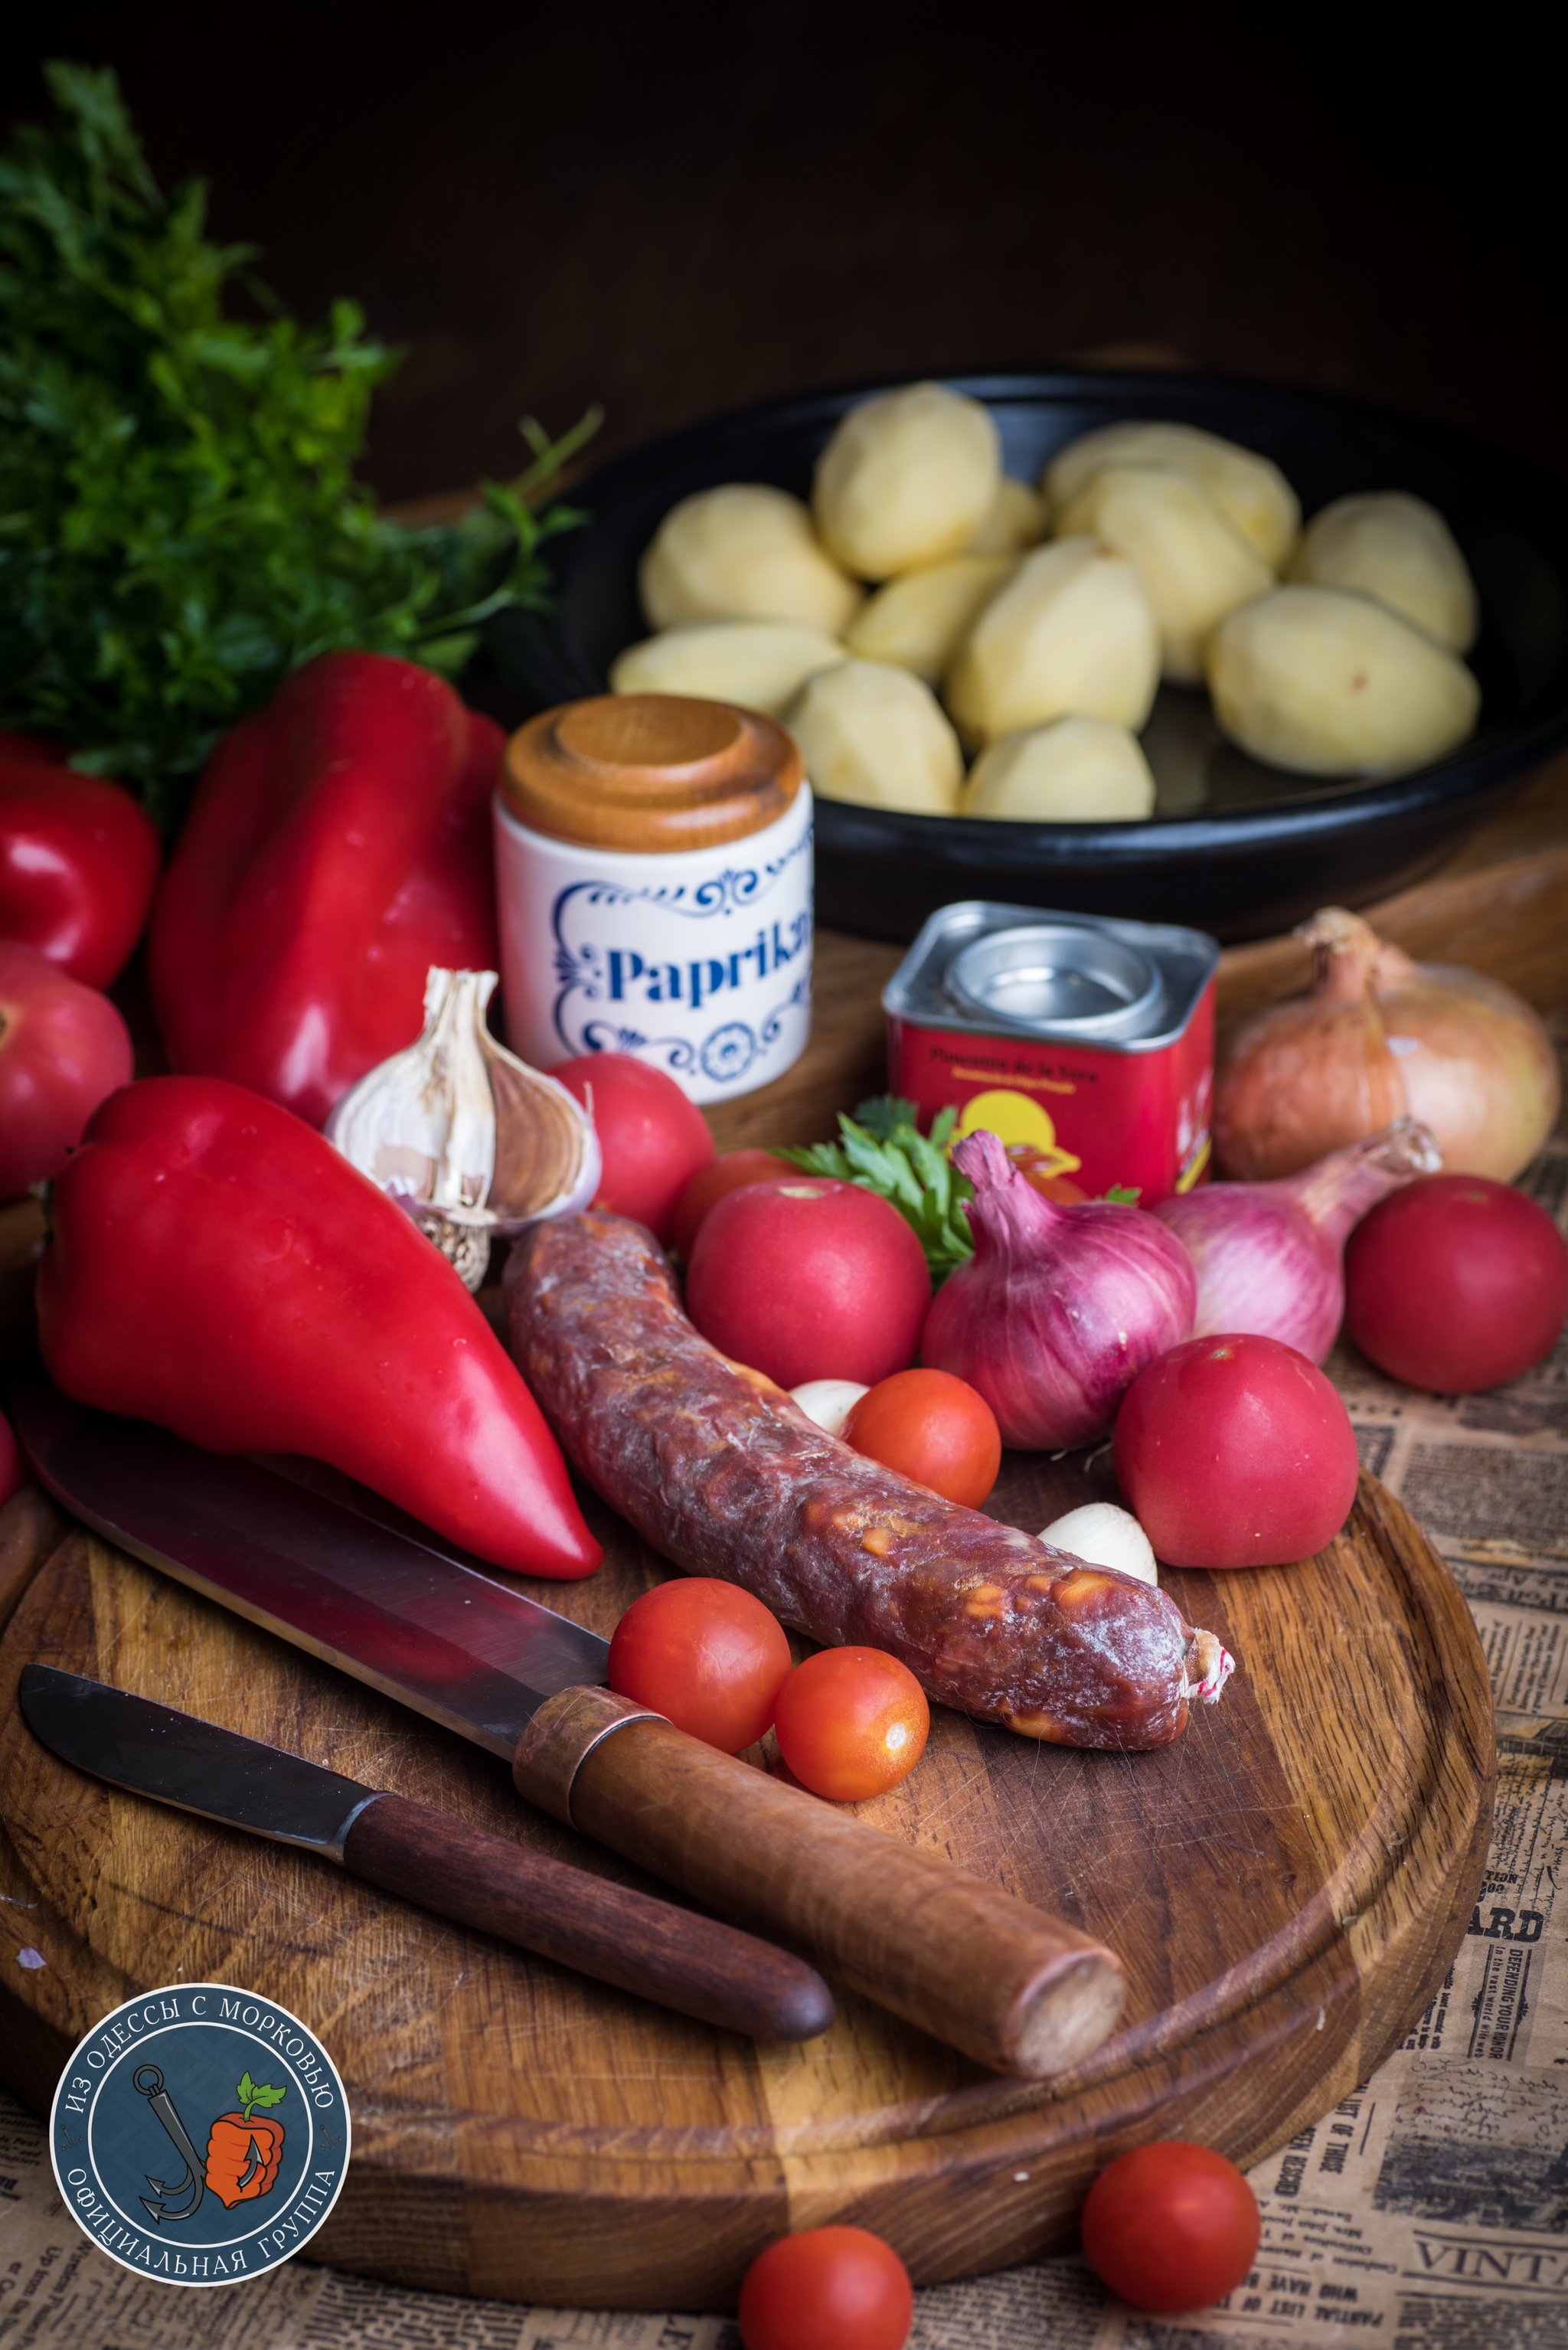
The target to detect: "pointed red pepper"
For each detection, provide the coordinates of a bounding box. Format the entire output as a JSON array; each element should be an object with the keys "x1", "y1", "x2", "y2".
[
  {"x1": 147, "y1": 652, "x2": 501, "y2": 1128},
  {"x1": 36, "y1": 1076, "x2": 601, "y2": 1578}
]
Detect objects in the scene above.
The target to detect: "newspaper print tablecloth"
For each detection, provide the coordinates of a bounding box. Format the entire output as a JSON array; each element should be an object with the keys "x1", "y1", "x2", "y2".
[{"x1": 5, "y1": 1055, "x2": 1566, "y2": 2350}]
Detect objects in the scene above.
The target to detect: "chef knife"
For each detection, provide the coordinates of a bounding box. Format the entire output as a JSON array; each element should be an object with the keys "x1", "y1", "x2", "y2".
[
  {"x1": 11, "y1": 1377, "x2": 1125, "y2": 2077},
  {"x1": 18, "y1": 1663, "x2": 833, "y2": 2040}
]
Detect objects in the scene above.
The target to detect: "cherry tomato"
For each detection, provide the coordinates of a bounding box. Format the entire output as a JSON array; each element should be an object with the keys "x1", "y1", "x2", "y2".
[
  {"x1": 608, "y1": 1577, "x2": 792, "y2": 1754},
  {"x1": 668, "y1": 1149, "x2": 798, "y2": 1262},
  {"x1": 773, "y1": 1647, "x2": 929, "y2": 1801},
  {"x1": 1081, "y1": 2140, "x2": 1259, "y2": 2312},
  {"x1": 738, "y1": 2225, "x2": 913, "y2": 2350},
  {"x1": 1344, "y1": 1174, "x2": 1568, "y2": 1394},
  {"x1": 1114, "y1": 1332, "x2": 1360, "y2": 1570},
  {"x1": 0, "y1": 939, "x2": 133, "y2": 1198},
  {"x1": 842, "y1": 1368, "x2": 1001, "y2": 1506},
  {"x1": 548, "y1": 1052, "x2": 714, "y2": 1244}
]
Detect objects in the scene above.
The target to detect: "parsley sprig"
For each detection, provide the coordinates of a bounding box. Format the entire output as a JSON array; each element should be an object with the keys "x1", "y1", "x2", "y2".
[
  {"x1": 0, "y1": 64, "x2": 596, "y2": 824},
  {"x1": 778, "y1": 1097, "x2": 976, "y2": 1286}
]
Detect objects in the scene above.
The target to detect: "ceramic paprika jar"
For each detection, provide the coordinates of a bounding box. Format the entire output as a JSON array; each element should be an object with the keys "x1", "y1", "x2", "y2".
[{"x1": 495, "y1": 694, "x2": 813, "y2": 1103}]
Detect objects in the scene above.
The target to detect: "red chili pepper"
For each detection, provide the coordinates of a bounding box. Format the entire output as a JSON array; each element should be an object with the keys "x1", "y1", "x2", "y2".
[
  {"x1": 147, "y1": 652, "x2": 501, "y2": 1128},
  {"x1": 0, "y1": 734, "x2": 162, "y2": 990},
  {"x1": 35, "y1": 1075, "x2": 600, "y2": 1577}
]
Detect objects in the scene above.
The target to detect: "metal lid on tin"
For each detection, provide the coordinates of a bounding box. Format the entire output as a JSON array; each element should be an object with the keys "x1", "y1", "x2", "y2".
[{"x1": 947, "y1": 923, "x2": 1165, "y2": 1040}]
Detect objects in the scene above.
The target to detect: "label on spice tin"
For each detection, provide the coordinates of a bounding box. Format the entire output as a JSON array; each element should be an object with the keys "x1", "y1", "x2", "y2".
[{"x1": 885, "y1": 901, "x2": 1217, "y2": 1204}]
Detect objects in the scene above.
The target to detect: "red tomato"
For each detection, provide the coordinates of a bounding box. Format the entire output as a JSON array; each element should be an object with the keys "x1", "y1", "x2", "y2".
[
  {"x1": 608, "y1": 1577, "x2": 792, "y2": 1753},
  {"x1": 773, "y1": 1647, "x2": 929, "y2": 1801},
  {"x1": 0, "y1": 940, "x2": 134, "y2": 1198},
  {"x1": 738, "y1": 2225, "x2": 913, "y2": 2350},
  {"x1": 668, "y1": 1149, "x2": 798, "y2": 1262},
  {"x1": 549, "y1": 1053, "x2": 715, "y2": 1243},
  {"x1": 843, "y1": 1368, "x2": 1001, "y2": 1506},
  {"x1": 685, "y1": 1178, "x2": 929, "y2": 1390},
  {"x1": 1344, "y1": 1174, "x2": 1568, "y2": 1394},
  {"x1": 0, "y1": 749, "x2": 161, "y2": 989},
  {"x1": 1081, "y1": 2140, "x2": 1259, "y2": 2312},
  {"x1": 1, "y1": 1408, "x2": 24, "y2": 1511},
  {"x1": 1113, "y1": 1332, "x2": 1359, "y2": 1570}
]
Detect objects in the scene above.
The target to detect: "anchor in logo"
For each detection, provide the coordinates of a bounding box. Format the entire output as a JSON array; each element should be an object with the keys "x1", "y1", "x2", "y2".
[
  {"x1": 133, "y1": 2064, "x2": 289, "y2": 2224},
  {"x1": 132, "y1": 2064, "x2": 208, "y2": 2223}
]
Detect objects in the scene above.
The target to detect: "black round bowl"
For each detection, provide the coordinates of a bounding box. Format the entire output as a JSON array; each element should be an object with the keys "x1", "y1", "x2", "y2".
[{"x1": 489, "y1": 371, "x2": 1568, "y2": 943}]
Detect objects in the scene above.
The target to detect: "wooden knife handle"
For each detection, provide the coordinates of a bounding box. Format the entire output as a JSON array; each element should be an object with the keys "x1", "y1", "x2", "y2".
[
  {"x1": 341, "y1": 1790, "x2": 835, "y2": 2043},
  {"x1": 512, "y1": 1690, "x2": 1124, "y2": 2077}
]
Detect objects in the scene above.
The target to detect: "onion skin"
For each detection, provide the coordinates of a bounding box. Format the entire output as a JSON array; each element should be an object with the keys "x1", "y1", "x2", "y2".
[
  {"x1": 922, "y1": 1129, "x2": 1196, "y2": 1449},
  {"x1": 1215, "y1": 907, "x2": 1560, "y2": 1184},
  {"x1": 1156, "y1": 1118, "x2": 1441, "y2": 1362}
]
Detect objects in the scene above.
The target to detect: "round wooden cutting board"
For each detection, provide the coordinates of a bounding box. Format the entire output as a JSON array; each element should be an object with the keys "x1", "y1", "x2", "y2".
[{"x1": 0, "y1": 1451, "x2": 1492, "y2": 2309}]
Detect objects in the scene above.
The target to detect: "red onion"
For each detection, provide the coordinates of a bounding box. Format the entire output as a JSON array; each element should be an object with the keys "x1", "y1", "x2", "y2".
[
  {"x1": 922, "y1": 1129, "x2": 1197, "y2": 1450},
  {"x1": 1154, "y1": 1116, "x2": 1441, "y2": 1363}
]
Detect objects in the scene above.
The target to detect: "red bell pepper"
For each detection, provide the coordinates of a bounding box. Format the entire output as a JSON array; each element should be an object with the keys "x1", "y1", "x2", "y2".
[
  {"x1": 0, "y1": 733, "x2": 162, "y2": 989},
  {"x1": 36, "y1": 1076, "x2": 601, "y2": 1578},
  {"x1": 148, "y1": 652, "x2": 501, "y2": 1128}
]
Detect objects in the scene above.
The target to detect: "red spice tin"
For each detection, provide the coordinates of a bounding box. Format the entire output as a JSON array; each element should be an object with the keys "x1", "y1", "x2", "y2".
[{"x1": 884, "y1": 901, "x2": 1219, "y2": 1206}]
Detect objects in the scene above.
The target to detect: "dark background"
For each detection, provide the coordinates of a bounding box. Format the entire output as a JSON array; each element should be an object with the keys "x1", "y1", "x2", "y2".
[{"x1": 2, "y1": 0, "x2": 1564, "y2": 502}]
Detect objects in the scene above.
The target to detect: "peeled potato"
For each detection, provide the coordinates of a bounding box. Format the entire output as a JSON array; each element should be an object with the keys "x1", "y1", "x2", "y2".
[
  {"x1": 639, "y1": 483, "x2": 863, "y2": 635},
  {"x1": 944, "y1": 538, "x2": 1160, "y2": 745},
  {"x1": 1043, "y1": 420, "x2": 1300, "y2": 569},
  {"x1": 1054, "y1": 464, "x2": 1275, "y2": 685},
  {"x1": 1206, "y1": 586, "x2": 1480, "y2": 776},
  {"x1": 785, "y1": 659, "x2": 963, "y2": 814},
  {"x1": 962, "y1": 717, "x2": 1157, "y2": 821},
  {"x1": 812, "y1": 383, "x2": 1001, "y2": 580},
  {"x1": 965, "y1": 476, "x2": 1048, "y2": 556},
  {"x1": 1288, "y1": 492, "x2": 1478, "y2": 653},
  {"x1": 609, "y1": 622, "x2": 847, "y2": 716},
  {"x1": 844, "y1": 554, "x2": 1014, "y2": 681}
]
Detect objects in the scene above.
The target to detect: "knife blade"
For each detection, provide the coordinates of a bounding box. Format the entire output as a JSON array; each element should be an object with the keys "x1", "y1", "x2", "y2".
[
  {"x1": 11, "y1": 1377, "x2": 1126, "y2": 2077},
  {"x1": 18, "y1": 1663, "x2": 834, "y2": 2041}
]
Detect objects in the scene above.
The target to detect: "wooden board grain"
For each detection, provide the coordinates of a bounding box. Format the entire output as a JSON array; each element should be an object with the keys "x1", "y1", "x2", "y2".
[{"x1": 0, "y1": 1450, "x2": 1492, "y2": 2308}]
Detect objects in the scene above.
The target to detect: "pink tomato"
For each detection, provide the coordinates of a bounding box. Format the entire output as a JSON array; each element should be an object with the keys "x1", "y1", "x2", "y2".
[
  {"x1": 668, "y1": 1148, "x2": 797, "y2": 1261},
  {"x1": 549, "y1": 1051, "x2": 715, "y2": 1243},
  {"x1": 1344, "y1": 1175, "x2": 1568, "y2": 1394},
  {"x1": 0, "y1": 939, "x2": 133, "y2": 1198},
  {"x1": 1113, "y1": 1332, "x2": 1360, "y2": 1569},
  {"x1": 684, "y1": 1178, "x2": 929, "y2": 1390}
]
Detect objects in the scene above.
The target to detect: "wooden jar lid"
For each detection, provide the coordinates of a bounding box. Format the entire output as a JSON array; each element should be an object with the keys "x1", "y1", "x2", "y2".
[{"x1": 501, "y1": 695, "x2": 804, "y2": 852}]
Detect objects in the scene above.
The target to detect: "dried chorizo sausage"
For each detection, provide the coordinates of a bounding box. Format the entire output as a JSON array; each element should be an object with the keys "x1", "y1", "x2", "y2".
[{"x1": 505, "y1": 1213, "x2": 1232, "y2": 1750}]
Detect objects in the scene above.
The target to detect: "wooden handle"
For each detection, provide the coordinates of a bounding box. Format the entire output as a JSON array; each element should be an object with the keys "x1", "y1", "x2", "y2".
[
  {"x1": 513, "y1": 1691, "x2": 1124, "y2": 2077},
  {"x1": 341, "y1": 1791, "x2": 835, "y2": 2043}
]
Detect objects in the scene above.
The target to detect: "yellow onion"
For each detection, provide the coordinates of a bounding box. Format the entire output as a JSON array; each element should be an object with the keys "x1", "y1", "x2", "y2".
[{"x1": 1215, "y1": 907, "x2": 1560, "y2": 1182}]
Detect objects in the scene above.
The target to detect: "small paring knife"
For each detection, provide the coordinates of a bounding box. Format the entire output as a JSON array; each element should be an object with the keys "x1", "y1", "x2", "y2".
[
  {"x1": 11, "y1": 1378, "x2": 1125, "y2": 2077},
  {"x1": 18, "y1": 1663, "x2": 835, "y2": 2041}
]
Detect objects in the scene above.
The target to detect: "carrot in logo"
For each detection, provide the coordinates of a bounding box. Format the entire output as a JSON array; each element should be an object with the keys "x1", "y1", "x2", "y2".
[{"x1": 203, "y1": 2073, "x2": 287, "y2": 2209}]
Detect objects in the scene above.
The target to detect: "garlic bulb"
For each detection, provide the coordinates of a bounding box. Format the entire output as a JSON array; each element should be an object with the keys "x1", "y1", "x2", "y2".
[
  {"x1": 1040, "y1": 1502, "x2": 1159, "y2": 1586},
  {"x1": 326, "y1": 969, "x2": 600, "y2": 1289}
]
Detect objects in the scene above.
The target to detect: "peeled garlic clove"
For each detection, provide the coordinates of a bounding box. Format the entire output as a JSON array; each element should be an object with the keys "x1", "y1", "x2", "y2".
[
  {"x1": 1039, "y1": 1502, "x2": 1159, "y2": 1585},
  {"x1": 327, "y1": 967, "x2": 600, "y2": 1287},
  {"x1": 789, "y1": 1378, "x2": 870, "y2": 1436}
]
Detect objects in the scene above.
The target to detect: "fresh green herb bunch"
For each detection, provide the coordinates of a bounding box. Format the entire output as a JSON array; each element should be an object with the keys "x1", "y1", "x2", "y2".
[
  {"x1": 0, "y1": 64, "x2": 596, "y2": 825},
  {"x1": 779, "y1": 1097, "x2": 977, "y2": 1286}
]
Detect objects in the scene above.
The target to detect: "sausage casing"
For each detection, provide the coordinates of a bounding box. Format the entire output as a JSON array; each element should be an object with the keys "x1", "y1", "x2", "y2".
[{"x1": 504, "y1": 1213, "x2": 1232, "y2": 1750}]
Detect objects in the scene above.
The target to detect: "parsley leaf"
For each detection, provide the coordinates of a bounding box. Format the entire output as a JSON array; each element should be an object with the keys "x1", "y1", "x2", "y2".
[
  {"x1": 777, "y1": 1098, "x2": 976, "y2": 1287},
  {"x1": 0, "y1": 63, "x2": 596, "y2": 825}
]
